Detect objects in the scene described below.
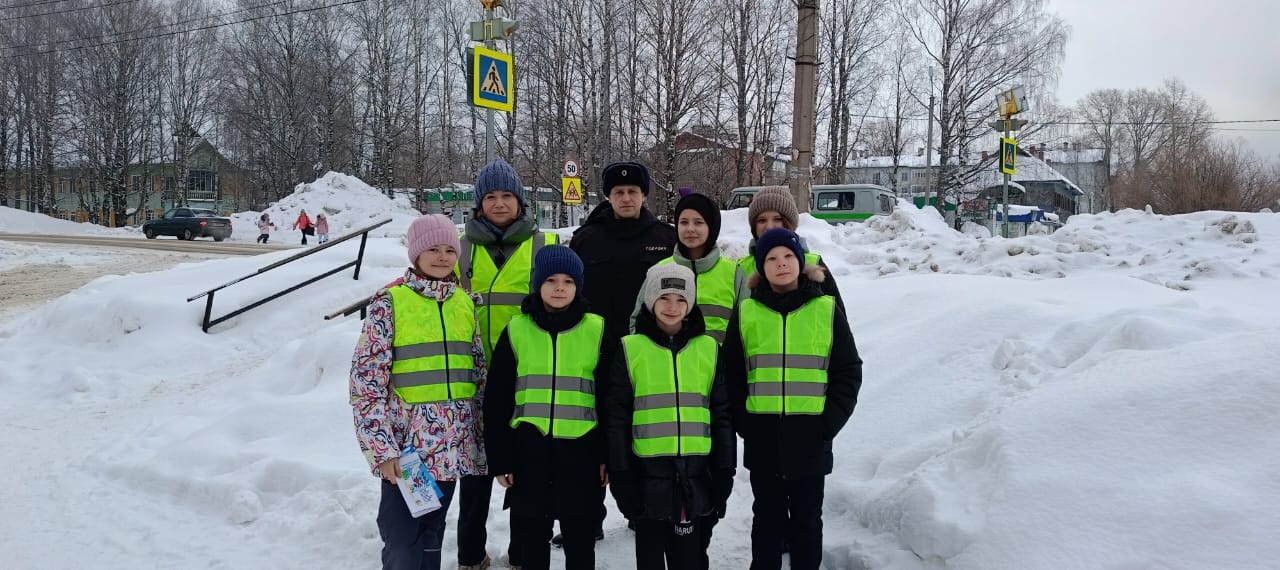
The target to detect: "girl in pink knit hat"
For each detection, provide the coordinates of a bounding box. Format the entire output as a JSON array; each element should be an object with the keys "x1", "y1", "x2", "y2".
[{"x1": 350, "y1": 214, "x2": 488, "y2": 570}]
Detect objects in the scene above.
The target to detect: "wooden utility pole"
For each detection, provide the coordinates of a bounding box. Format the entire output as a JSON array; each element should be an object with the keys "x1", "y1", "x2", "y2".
[{"x1": 789, "y1": 0, "x2": 819, "y2": 213}]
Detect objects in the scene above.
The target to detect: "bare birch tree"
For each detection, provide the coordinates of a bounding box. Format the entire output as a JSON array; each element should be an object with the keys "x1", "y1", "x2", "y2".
[{"x1": 897, "y1": 0, "x2": 1067, "y2": 208}]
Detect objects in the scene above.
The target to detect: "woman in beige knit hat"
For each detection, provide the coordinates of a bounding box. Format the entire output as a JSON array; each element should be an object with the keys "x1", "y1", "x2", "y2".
[{"x1": 738, "y1": 187, "x2": 846, "y2": 312}]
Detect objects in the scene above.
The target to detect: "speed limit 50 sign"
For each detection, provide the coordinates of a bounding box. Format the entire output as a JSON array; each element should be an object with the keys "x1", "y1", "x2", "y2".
[{"x1": 562, "y1": 159, "x2": 580, "y2": 178}]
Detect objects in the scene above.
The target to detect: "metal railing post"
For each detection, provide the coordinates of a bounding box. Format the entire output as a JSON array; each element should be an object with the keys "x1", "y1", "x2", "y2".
[
  {"x1": 353, "y1": 232, "x2": 369, "y2": 281},
  {"x1": 203, "y1": 293, "x2": 215, "y2": 333}
]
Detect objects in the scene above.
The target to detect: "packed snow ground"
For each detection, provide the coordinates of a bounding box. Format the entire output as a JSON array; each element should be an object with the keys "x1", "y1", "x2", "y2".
[{"x1": 2, "y1": 173, "x2": 1278, "y2": 569}]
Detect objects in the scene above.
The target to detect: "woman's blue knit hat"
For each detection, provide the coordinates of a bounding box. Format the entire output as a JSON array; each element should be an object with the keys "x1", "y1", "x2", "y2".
[
  {"x1": 475, "y1": 158, "x2": 523, "y2": 201},
  {"x1": 532, "y1": 245, "x2": 584, "y2": 288}
]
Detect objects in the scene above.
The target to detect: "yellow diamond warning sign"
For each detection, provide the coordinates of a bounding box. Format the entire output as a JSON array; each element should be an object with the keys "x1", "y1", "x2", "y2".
[{"x1": 561, "y1": 177, "x2": 583, "y2": 204}]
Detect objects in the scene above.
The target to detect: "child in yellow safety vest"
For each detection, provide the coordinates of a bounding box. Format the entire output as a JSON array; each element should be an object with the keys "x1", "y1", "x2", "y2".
[
  {"x1": 608, "y1": 263, "x2": 736, "y2": 570},
  {"x1": 349, "y1": 214, "x2": 488, "y2": 570},
  {"x1": 484, "y1": 245, "x2": 616, "y2": 570},
  {"x1": 720, "y1": 227, "x2": 863, "y2": 570},
  {"x1": 630, "y1": 192, "x2": 747, "y2": 345}
]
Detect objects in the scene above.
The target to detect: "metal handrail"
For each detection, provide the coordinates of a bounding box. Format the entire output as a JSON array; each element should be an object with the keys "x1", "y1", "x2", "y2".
[
  {"x1": 187, "y1": 218, "x2": 392, "y2": 332},
  {"x1": 324, "y1": 294, "x2": 374, "y2": 321}
]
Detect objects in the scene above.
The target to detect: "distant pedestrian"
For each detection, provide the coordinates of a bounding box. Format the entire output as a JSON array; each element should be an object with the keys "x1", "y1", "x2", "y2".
[
  {"x1": 256, "y1": 213, "x2": 277, "y2": 244},
  {"x1": 293, "y1": 209, "x2": 313, "y2": 245},
  {"x1": 316, "y1": 213, "x2": 331, "y2": 244}
]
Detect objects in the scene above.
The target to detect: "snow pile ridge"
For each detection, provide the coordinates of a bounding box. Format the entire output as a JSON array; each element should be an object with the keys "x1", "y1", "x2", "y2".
[{"x1": 230, "y1": 171, "x2": 424, "y2": 241}]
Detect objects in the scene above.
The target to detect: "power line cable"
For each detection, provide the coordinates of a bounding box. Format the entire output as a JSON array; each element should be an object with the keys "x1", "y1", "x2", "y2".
[
  {"x1": 0, "y1": 0, "x2": 139, "y2": 22},
  {"x1": 1, "y1": 0, "x2": 289, "y2": 51},
  {"x1": 3, "y1": 0, "x2": 374, "y2": 58},
  {"x1": 0, "y1": 0, "x2": 80, "y2": 12}
]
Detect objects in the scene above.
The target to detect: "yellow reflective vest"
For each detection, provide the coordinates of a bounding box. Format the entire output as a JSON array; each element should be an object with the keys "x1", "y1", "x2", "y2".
[
  {"x1": 737, "y1": 295, "x2": 835, "y2": 415},
  {"x1": 387, "y1": 285, "x2": 478, "y2": 403},
  {"x1": 458, "y1": 232, "x2": 558, "y2": 358},
  {"x1": 621, "y1": 334, "x2": 717, "y2": 458},
  {"x1": 507, "y1": 312, "x2": 605, "y2": 438}
]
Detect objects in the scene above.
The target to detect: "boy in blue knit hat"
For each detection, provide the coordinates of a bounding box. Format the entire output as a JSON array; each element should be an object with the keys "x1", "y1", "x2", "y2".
[
  {"x1": 722, "y1": 227, "x2": 863, "y2": 570},
  {"x1": 484, "y1": 245, "x2": 618, "y2": 570}
]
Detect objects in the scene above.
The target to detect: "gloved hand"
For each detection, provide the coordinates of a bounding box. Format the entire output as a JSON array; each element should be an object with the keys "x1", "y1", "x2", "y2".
[
  {"x1": 610, "y1": 471, "x2": 642, "y2": 519},
  {"x1": 712, "y1": 468, "x2": 735, "y2": 519}
]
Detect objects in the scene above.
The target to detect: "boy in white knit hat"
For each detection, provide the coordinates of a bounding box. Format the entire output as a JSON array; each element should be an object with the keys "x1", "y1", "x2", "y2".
[{"x1": 605, "y1": 263, "x2": 737, "y2": 570}]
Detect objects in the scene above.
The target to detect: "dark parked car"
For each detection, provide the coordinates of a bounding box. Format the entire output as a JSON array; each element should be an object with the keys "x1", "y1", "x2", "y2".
[{"x1": 143, "y1": 208, "x2": 233, "y2": 241}]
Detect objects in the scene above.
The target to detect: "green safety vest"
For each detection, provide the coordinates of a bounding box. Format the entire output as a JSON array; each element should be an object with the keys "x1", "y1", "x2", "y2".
[
  {"x1": 507, "y1": 312, "x2": 605, "y2": 438},
  {"x1": 621, "y1": 334, "x2": 717, "y2": 458},
  {"x1": 738, "y1": 251, "x2": 822, "y2": 278},
  {"x1": 658, "y1": 256, "x2": 737, "y2": 344},
  {"x1": 387, "y1": 285, "x2": 478, "y2": 404},
  {"x1": 458, "y1": 231, "x2": 557, "y2": 358},
  {"x1": 738, "y1": 295, "x2": 835, "y2": 415}
]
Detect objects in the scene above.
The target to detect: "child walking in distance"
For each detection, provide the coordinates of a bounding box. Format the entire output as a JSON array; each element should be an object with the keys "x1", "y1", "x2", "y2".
[
  {"x1": 484, "y1": 245, "x2": 615, "y2": 570},
  {"x1": 256, "y1": 213, "x2": 276, "y2": 244},
  {"x1": 316, "y1": 213, "x2": 331, "y2": 244},
  {"x1": 721, "y1": 228, "x2": 862, "y2": 570},
  {"x1": 350, "y1": 214, "x2": 487, "y2": 570},
  {"x1": 610, "y1": 264, "x2": 736, "y2": 570}
]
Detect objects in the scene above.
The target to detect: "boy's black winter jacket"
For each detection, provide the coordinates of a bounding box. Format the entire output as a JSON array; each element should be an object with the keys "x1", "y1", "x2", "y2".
[
  {"x1": 484, "y1": 295, "x2": 617, "y2": 519},
  {"x1": 720, "y1": 267, "x2": 863, "y2": 478},
  {"x1": 605, "y1": 306, "x2": 737, "y2": 521}
]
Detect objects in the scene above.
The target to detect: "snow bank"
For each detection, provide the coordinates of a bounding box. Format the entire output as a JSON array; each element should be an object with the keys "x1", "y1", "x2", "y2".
[
  {"x1": 231, "y1": 172, "x2": 425, "y2": 242},
  {"x1": 763, "y1": 203, "x2": 1280, "y2": 288},
  {"x1": 0, "y1": 205, "x2": 131, "y2": 236}
]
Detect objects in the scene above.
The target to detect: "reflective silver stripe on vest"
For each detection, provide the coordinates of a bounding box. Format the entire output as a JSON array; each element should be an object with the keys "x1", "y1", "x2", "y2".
[
  {"x1": 392, "y1": 341, "x2": 474, "y2": 360},
  {"x1": 485, "y1": 292, "x2": 527, "y2": 306},
  {"x1": 391, "y1": 369, "x2": 472, "y2": 388},
  {"x1": 531, "y1": 231, "x2": 546, "y2": 258},
  {"x1": 633, "y1": 392, "x2": 710, "y2": 411},
  {"x1": 747, "y1": 354, "x2": 828, "y2": 370},
  {"x1": 513, "y1": 402, "x2": 597, "y2": 422},
  {"x1": 515, "y1": 375, "x2": 595, "y2": 395},
  {"x1": 706, "y1": 329, "x2": 727, "y2": 343},
  {"x1": 747, "y1": 381, "x2": 827, "y2": 398},
  {"x1": 632, "y1": 422, "x2": 712, "y2": 439},
  {"x1": 699, "y1": 304, "x2": 733, "y2": 320},
  {"x1": 459, "y1": 238, "x2": 474, "y2": 290}
]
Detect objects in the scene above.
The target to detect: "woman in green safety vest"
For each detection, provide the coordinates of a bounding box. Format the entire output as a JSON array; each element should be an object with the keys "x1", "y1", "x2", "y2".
[
  {"x1": 720, "y1": 228, "x2": 863, "y2": 570},
  {"x1": 608, "y1": 263, "x2": 736, "y2": 570},
  {"x1": 739, "y1": 186, "x2": 846, "y2": 313},
  {"x1": 631, "y1": 192, "x2": 747, "y2": 345},
  {"x1": 349, "y1": 214, "x2": 488, "y2": 570},
  {"x1": 483, "y1": 245, "x2": 616, "y2": 570}
]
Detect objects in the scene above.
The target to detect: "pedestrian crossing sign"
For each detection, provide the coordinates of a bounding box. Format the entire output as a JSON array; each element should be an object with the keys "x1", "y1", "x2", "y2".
[
  {"x1": 471, "y1": 46, "x2": 514, "y2": 112},
  {"x1": 562, "y1": 177, "x2": 583, "y2": 204},
  {"x1": 1000, "y1": 137, "x2": 1017, "y2": 175}
]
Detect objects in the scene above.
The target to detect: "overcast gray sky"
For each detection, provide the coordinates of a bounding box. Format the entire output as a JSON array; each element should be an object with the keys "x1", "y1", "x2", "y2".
[{"x1": 1052, "y1": 0, "x2": 1280, "y2": 160}]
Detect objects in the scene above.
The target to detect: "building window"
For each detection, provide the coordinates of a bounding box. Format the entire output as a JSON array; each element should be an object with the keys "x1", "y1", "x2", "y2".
[
  {"x1": 131, "y1": 175, "x2": 141, "y2": 195},
  {"x1": 188, "y1": 170, "x2": 215, "y2": 201}
]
